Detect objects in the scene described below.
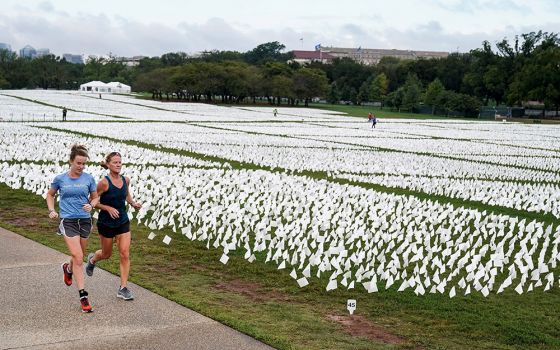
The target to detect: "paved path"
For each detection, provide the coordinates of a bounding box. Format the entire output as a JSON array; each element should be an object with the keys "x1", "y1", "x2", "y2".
[{"x1": 0, "y1": 227, "x2": 275, "y2": 350}]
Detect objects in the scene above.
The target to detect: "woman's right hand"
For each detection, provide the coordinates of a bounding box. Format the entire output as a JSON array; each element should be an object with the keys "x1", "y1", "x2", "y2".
[
  {"x1": 49, "y1": 211, "x2": 59, "y2": 219},
  {"x1": 106, "y1": 207, "x2": 120, "y2": 219}
]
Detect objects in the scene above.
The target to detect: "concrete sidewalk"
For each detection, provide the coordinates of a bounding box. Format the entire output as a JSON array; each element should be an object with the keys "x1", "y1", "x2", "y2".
[{"x1": 0, "y1": 227, "x2": 275, "y2": 350}]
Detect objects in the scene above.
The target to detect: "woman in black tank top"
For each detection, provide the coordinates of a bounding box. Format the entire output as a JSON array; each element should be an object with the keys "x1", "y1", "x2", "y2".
[{"x1": 87, "y1": 152, "x2": 142, "y2": 300}]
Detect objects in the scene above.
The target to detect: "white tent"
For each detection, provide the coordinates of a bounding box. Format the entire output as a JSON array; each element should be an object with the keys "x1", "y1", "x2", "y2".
[
  {"x1": 79, "y1": 81, "x2": 110, "y2": 93},
  {"x1": 107, "y1": 81, "x2": 131, "y2": 93}
]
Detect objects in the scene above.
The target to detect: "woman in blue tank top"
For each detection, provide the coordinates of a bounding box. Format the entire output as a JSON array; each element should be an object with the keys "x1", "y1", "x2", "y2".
[{"x1": 86, "y1": 152, "x2": 142, "y2": 300}]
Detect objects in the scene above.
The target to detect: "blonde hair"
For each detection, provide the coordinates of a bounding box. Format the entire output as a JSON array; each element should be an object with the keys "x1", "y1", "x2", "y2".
[
  {"x1": 69, "y1": 144, "x2": 88, "y2": 162},
  {"x1": 100, "y1": 151, "x2": 121, "y2": 169}
]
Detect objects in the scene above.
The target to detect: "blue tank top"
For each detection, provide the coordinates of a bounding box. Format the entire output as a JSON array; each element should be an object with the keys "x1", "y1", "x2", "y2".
[{"x1": 97, "y1": 175, "x2": 129, "y2": 227}]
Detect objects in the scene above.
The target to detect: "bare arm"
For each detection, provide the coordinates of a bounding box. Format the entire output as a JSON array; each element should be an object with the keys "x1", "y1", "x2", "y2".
[
  {"x1": 125, "y1": 177, "x2": 142, "y2": 209},
  {"x1": 94, "y1": 179, "x2": 111, "y2": 211},
  {"x1": 94, "y1": 179, "x2": 119, "y2": 219},
  {"x1": 46, "y1": 187, "x2": 58, "y2": 219},
  {"x1": 83, "y1": 191, "x2": 99, "y2": 212}
]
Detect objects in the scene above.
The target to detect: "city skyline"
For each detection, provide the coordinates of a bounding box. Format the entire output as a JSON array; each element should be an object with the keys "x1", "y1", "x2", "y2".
[{"x1": 1, "y1": 0, "x2": 559, "y2": 57}]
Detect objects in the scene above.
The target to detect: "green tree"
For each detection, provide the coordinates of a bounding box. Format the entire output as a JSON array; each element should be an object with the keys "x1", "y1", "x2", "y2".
[
  {"x1": 463, "y1": 41, "x2": 494, "y2": 103},
  {"x1": 483, "y1": 65, "x2": 507, "y2": 105},
  {"x1": 32, "y1": 55, "x2": 59, "y2": 89},
  {"x1": 245, "y1": 41, "x2": 291, "y2": 65},
  {"x1": 270, "y1": 75, "x2": 294, "y2": 106},
  {"x1": 436, "y1": 53, "x2": 470, "y2": 92},
  {"x1": 327, "y1": 82, "x2": 341, "y2": 104},
  {"x1": 424, "y1": 78, "x2": 445, "y2": 114},
  {"x1": 134, "y1": 68, "x2": 172, "y2": 99},
  {"x1": 161, "y1": 52, "x2": 188, "y2": 66},
  {"x1": 386, "y1": 87, "x2": 405, "y2": 111},
  {"x1": 370, "y1": 73, "x2": 389, "y2": 108},
  {"x1": 401, "y1": 73, "x2": 422, "y2": 111},
  {"x1": 292, "y1": 68, "x2": 329, "y2": 106},
  {"x1": 376, "y1": 56, "x2": 406, "y2": 92},
  {"x1": 327, "y1": 58, "x2": 373, "y2": 102},
  {"x1": 198, "y1": 50, "x2": 244, "y2": 62},
  {"x1": 357, "y1": 76, "x2": 373, "y2": 104},
  {"x1": 0, "y1": 72, "x2": 9, "y2": 89},
  {"x1": 522, "y1": 41, "x2": 560, "y2": 115},
  {"x1": 83, "y1": 56, "x2": 106, "y2": 81}
]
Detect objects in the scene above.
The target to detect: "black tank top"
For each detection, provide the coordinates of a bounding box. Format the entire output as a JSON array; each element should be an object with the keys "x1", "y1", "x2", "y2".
[{"x1": 97, "y1": 175, "x2": 128, "y2": 227}]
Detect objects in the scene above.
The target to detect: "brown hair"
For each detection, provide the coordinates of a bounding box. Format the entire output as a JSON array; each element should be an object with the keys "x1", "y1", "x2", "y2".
[
  {"x1": 69, "y1": 144, "x2": 89, "y2": 162},
  {"x1": 100, "y1": 151, "x2": 121, "y2": 169}
]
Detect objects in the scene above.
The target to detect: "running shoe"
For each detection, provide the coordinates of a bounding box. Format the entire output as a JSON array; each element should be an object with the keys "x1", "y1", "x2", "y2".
[
  {"x1": 61, "y1": 262, "x2": 72, "y2": 286},
  {"x1": 80, "y1": 295, "x2": 93, "y2": 313},
  {"x1": 85, "y1": 253, "x2": 96, "y2": 276},
  {"x1": 117, "y1": 286, "x2": 134, "y2": 300}
]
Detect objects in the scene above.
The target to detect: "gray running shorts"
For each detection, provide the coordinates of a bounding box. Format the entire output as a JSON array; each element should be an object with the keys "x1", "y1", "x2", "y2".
[{"x1": 58, "y1": 218, "x2": 92, "y2": 239}]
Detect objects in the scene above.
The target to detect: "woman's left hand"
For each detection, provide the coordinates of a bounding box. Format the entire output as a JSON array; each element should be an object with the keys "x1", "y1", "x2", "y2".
[{"x1": 83, "y1": 203, "x2": 93, "y2": 212}]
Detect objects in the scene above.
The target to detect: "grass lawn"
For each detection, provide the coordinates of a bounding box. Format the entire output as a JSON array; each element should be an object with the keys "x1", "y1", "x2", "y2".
[
  {"x1": 1, "y1": 182, "x2": 559, "y2": 350},
  {"x1": 307, "y1": 103, "x2": 477, "y2": 121},
  {"x1": 129, "y1": 93, "x2": 471, "y2": 121}
]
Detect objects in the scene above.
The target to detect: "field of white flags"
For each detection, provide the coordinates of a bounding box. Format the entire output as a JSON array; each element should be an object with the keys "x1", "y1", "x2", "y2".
[{"x1": 1, "y1": 90, "x2": 560, "y2": 299}]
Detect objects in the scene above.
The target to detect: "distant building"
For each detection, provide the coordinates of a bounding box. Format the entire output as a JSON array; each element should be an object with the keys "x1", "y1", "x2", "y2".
[
  {"x1": 0, "y1": 43, "x2": 11, "y2": 51},
  {"x1": 63, "y1": 53, "x2": 84, "y2": 64},
  {"x1": 116, "y1": 55, "x2": 146, "y2": 67},
  {"x1": 36, "y1": 48, "x2": 51, "y2": 57},
  {"x1": 19, "y1": 45, "x2": 37, "y2": 59},
  {"x1": 319, "y1": 46, "x2": 449, "y2": 65},
  {"x1": 291, "y1": 50, "x2": 335, "y2": 65}
]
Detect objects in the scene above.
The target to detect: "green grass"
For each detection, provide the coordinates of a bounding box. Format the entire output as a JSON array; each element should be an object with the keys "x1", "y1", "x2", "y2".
[{"x1": 1, "y1": 183, "x2": 560, "y2": 350}]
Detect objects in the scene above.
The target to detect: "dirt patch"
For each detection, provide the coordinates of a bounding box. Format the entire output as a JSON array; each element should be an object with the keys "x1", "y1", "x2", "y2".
[
  {"x1": 214, "y1": 279, "x2": 292, "y2": 302},
  {"x1": 326, "y1": 314, "x2": 410, "y2": 345},
  {"x1": 0, "y1": 207, "x2": 46, "y2": 228},
  {"x1": 3, "y1": 216, "x2": 42, "y2": 227},
  {"x1": 190, "y1": 264, "x2": 207, "y2": 272},
  {"x1": 0, "y1": 213, "x2": 45, "y2": 229}
]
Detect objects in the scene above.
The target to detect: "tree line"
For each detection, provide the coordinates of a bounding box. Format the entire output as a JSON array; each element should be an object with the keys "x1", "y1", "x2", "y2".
[{"x1": 1, "y1": 32, "x2": 558, "y2": 116}]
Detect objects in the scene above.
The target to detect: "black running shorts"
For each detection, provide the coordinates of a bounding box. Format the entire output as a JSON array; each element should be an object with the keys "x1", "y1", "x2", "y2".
[{"x1": 97, "y1": 221, "x2": 130, "y2": 238}]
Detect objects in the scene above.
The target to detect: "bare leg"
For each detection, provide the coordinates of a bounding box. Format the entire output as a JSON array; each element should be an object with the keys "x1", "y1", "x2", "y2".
[
  {"x1": 116, "y1": 232, "x2": 131, "y2": 288},
  {"x1": 91, "y1": 235, "x2": 114, "y2": 264},
  {"x1": 64, "y1": 236, "x2": 86, "y2": 290}
]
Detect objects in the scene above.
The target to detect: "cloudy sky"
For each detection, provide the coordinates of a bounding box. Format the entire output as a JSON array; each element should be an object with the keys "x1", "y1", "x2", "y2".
[{"x1": 1, "y1": 0, "x2": 559, "y2": 57}]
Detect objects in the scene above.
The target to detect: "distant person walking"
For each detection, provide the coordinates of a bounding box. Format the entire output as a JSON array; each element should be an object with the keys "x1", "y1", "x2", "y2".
[
  {"x1": 62, "y1": 107, "x2": 67, "y2": 122},
  {"x1": 273, "y1": 108, "x2": 278, "y2": 117},
  {"x1": 86, "y1": 152, "x2": 142, "y2": 301},
  {"x1": 368, "y1": 112, "x2": 377, "y2": 128},
  {"x1": 46, "y1": 144, "x2": 99, "y2": 313}
]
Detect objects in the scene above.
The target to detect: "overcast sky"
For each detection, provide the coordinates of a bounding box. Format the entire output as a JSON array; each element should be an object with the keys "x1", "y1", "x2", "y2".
[{"x1": 1, "y1": 0, "x2": 559, "y2": 57}]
